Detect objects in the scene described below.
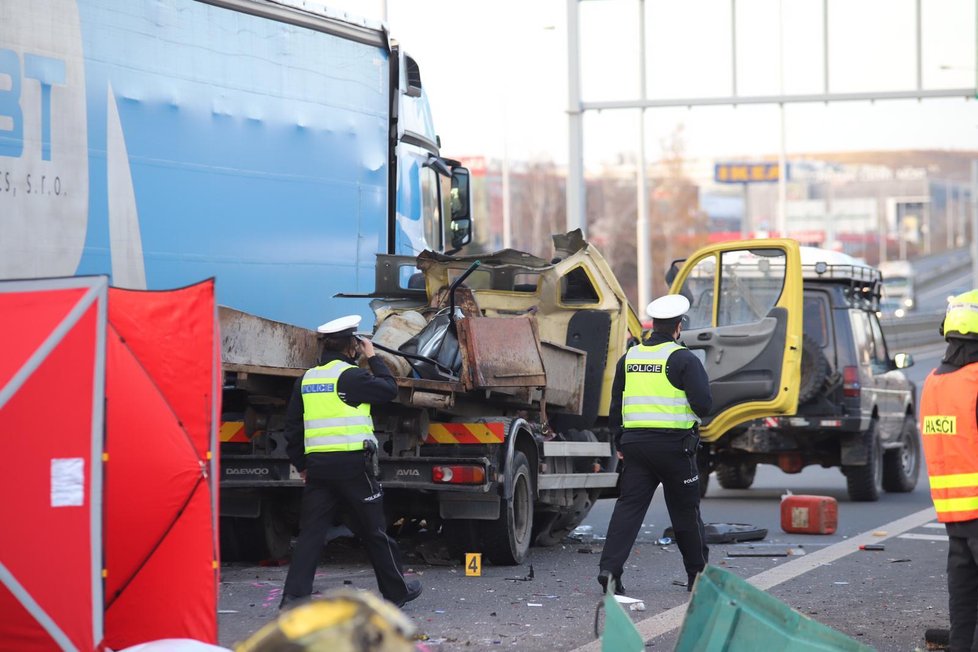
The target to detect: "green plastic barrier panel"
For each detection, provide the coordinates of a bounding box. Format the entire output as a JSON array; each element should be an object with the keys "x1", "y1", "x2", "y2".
[
  {"x1": 596, "y1": 580, "x2": 644, "y2": 652},
  {"x1": 676, "y1": 566, "x2": 874, "y2": 652}
]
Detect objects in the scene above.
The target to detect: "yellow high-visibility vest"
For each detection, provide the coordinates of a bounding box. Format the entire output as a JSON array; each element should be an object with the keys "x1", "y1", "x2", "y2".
[
  {"x1": 622, "y1": 341, "x2": 698, "y2": 430},
  {"x1": 300, "y1": 360, "x2": 376, "y2": 453}
]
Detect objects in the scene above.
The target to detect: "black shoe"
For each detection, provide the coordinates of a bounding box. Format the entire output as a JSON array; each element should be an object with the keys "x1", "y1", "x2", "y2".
[
  {"x1": 394, "y1": 579, "x2": 422, "y2": 608},
  {"x1": 687, "y1": 572, "x2": 699, "y2": 592},
  {"x1": 597, "y1": 570, "x2": 625, "y2": 595},
  {"x1": 278, "y1": 593, "x2": 303, "y2": 610}
]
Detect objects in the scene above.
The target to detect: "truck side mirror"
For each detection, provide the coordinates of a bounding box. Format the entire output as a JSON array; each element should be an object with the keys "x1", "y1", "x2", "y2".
[{"x1": 450, "y1": 166, "x2": 472, "y2": 250}]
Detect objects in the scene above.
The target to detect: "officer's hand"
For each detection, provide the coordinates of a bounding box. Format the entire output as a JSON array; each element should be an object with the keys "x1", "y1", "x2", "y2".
[
  {"x1": 300, "y1": 470, "x2": 307, "y2": 482},
  {"x1": 360, "y1": 338, "x2": 376, "y2": 358},
  {"x1": 616, "y1": 451, "x2": 624, "y2": 460}
]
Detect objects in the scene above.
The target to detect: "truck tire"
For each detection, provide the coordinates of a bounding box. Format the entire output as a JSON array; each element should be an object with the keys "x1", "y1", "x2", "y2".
[
  {"x1": 797, "y1": 334, "x2": 829, "y2": 404},
  {"x1": 716, "y1": 462, "x2": 757, "y2": 490},
  {"x1": 843, "y1": 421, "x2": 883, "y2": 502},
  {"x1": 220, "y1": 502, "x2": 294, "y2": 562},
  {"x1": 533, "y1": 429, "x2": 604, "y2": 546},
  {"x1": 481, "y1": 451, "x2": 533, "y2": 565},
  {"x1": 882, "y1": 415, "x2": 921, "y2": 493}
]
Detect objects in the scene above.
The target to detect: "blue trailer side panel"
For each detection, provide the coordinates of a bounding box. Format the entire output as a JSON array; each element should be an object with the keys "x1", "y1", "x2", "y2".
[{"x1": 0, "y1": 0, "x2": 391, "y2": 329}]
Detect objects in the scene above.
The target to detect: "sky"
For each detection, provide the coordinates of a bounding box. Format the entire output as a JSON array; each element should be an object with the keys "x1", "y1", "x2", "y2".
[{"x1": 319, "y1": 0, "x2": 978, "y2": 168}]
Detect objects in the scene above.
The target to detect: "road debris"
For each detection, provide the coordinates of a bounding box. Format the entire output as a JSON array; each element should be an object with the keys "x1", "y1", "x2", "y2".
[
  {"x1": 505, "y1": 565, "x2": 534, "y2": 582},
  {"x1": 859, "y1": 544, "x2": 885, "y2": 551},
  {"x1": 665, "y1": 522, "x2": 768, "y2": 544}
]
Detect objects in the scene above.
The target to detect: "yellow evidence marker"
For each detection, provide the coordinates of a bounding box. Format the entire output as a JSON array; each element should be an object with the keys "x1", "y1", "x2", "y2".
[{"x1": 465, "y1": 553, "x2": 482, "y2": 577}]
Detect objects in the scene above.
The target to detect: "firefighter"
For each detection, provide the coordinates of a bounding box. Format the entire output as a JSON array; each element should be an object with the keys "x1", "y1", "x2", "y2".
[
  {"x1": 280, "y1": 315, "x2": 422, "y2": 610},
  {"x1": 921, "y1": 289, "x2": 978, "y2": 652},
  {"x1": 598, "y1": 294, "x2": 712, "y2": 595}
]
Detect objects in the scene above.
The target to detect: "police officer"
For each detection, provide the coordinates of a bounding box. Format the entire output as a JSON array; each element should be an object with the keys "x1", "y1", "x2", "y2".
[
  {"x1": 598, "y1": 294, "x2": 712, "y2": 595},
  {"x1": 280, "y1": 315, "x2": 422, "y2": 610},
  {"x1": 921, "y1": 290, "x2": 978, "y2": 651}
]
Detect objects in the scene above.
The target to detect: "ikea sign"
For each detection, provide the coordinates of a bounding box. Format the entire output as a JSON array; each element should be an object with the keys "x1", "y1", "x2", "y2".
[{"x1": 715, "y1": 162, "x2": 787, "y2": 184}]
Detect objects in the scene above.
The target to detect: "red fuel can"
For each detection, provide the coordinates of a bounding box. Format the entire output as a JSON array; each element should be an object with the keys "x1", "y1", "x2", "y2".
[{"x1": 780, "y1": 494, "x2": 838, "y2": 534}]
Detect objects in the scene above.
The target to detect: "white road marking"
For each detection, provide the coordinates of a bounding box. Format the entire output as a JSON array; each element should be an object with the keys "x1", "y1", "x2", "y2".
[
  {"x1": 923, "y1": 523, "x2": 946, "y2": 529},
  {"x1": 898, "y1": 532, "x2": 949, "y2": 542},
  {"x1": 571, "y1": 506, "x2": 937, "y2": 652}
]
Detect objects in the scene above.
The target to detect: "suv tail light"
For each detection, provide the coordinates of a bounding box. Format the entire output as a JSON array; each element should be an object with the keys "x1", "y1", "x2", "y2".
[
  {"x1": 842, "y1": 366, "x2": 861, "y2": 398},
  {"x1": 432, "y1": 465, "x2": 486, "y2": 485}
]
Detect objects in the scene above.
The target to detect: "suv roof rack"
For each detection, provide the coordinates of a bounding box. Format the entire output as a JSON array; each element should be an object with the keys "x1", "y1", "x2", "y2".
[{"x1": 803, "y1": 261, "x2": 882, "y2": 310}]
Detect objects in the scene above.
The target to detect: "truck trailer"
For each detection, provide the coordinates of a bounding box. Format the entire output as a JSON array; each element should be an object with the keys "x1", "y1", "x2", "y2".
[{"x1": 1, "y1": 0, "x2": 472, "y2": 559}]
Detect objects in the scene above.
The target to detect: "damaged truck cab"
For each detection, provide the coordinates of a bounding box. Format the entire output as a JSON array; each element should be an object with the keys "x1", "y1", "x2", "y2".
[{"x1": 349, "y1": 231, "x2": 644, "y2": 565}]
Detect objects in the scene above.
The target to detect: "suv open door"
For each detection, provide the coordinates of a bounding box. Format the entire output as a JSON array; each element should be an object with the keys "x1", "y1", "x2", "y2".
[{"x1": 667, "y1": 240, "x2": 803, "y2": 442}]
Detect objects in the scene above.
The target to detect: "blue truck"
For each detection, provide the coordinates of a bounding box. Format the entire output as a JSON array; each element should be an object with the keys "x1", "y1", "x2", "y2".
[{"x1": 1, "y1": 0, "x2": 473, "y2": 559}]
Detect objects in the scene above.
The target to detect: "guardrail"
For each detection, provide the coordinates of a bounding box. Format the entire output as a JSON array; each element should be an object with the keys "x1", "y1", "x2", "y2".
[{"x1": 881, "y1": 311, "x2": 945, "y2": 351}]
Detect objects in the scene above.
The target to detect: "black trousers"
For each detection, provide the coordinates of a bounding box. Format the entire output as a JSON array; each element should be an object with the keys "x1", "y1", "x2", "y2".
[
  {"x1": 599, "y1": 438, "x2": 708, "y2": 581},
  {"x1": 283, "y1": 451, "x2": 410, "y2": 603},
  {"x1": 948, "y1": 531, "x2": 978, "y2": 651}
]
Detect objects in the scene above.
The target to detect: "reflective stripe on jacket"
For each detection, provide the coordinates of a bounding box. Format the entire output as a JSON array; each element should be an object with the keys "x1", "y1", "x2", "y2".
[
  {"x1": 622, "y1": 341, "x2": 698, "y2": 430},
  {"x1": 921, "y1": 363, "x2": 978, "y2": 523},
  {"x1": 300, "y1": 360, "x2": 376, "y2": 453}
]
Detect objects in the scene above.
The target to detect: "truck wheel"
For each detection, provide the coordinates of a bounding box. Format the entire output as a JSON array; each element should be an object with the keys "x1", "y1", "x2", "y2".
[
  {"x1": 797, "y1": 334, "x2": 829, "y2": 404},
  {"x1": 716, "y1": 462, "x2": 757, "y2": 489},
  {"x1": 883, "y1": 415, "x2": 921, "y2": 493},
  {"x1": 220, "y1": 502, "x2": 294, "y2": 562},
  {"x1": 481, "y1": 451, "x2": 533, "y2": 565},
  {"x1": 533, "y1": 488, "x2": 596, "y2": 547},
  {"x1": 843, "y1": 421, "x2": 883, "y2": 502}
]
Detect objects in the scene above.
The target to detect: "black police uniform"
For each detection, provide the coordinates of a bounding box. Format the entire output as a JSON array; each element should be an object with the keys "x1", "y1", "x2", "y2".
[
  {"x1": 931, "y1": 339, "x2": 978, "y2": 652},
  {"x1": 598, "y1": 331, "x2": 712, "y2": 592},
  {"x1": 281, "y1": 350, "x2": 417, "y2": 607}
]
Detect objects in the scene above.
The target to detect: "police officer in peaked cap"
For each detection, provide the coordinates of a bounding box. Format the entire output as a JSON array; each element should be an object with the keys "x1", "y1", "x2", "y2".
[
  {"x1": 598, "y1": 294, "x2": 712, "y2": 595},
  {"x1": 280, "y1": 315, "x2": 422, "y2": 610}
]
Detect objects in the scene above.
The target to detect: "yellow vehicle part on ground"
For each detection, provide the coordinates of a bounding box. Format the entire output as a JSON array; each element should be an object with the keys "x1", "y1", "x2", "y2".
[{"x1": 235, "y1": 589, "x2": 416, "y2": 652}]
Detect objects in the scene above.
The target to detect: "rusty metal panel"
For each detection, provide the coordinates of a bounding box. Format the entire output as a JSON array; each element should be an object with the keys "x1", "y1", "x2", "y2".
[
  {"x1": 457, "y1": 317, "x2": 547, "y2": 390},
  {"x1": 539, "y1": 341, "x2": 586, "y2": 414},
  {"x1": 219, "y1": 306, "x2": 320, "y2": 372}
]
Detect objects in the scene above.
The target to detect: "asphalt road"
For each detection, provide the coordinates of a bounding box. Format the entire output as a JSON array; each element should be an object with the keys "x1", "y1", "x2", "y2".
[{"x1": 217, "y1": 343, "x2": 951, "y2": 651}]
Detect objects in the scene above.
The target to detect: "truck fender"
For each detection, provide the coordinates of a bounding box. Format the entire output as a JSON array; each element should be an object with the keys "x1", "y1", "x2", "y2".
[{"x1": 502, "y1": 418, "x2": 537, "y2": 501}]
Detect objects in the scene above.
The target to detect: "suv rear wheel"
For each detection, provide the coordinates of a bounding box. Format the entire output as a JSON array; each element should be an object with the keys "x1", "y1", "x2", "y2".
[
  {"x1": 843, "y1": 420, "x2": 883, "y2": 502},
  {"x1": 716, "y1": 462, "x2": 757, "y2": 489},
  {"x1": 882, "y1": 415, "x2": 921, "y2": 493}
]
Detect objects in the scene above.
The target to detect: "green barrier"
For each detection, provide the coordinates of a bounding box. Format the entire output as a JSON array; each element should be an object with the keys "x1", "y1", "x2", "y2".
[
  {"x1": 595, "y1": 579, "x2": 644, "y2": 652},
  {"x1": 676, "y1": 566, "x2": 874, "y2": 651}
]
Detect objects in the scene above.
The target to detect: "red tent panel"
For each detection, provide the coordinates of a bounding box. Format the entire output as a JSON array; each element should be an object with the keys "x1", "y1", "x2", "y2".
[
  {"x1": 0, "y1": 285, "x2": 102, "y2": 651},
  {"x1": 103, "y1": 280, "x2": 218, "y2": 649},
  {"x1": 0, "y1": 287, "x2": 90, "y2": 389}
]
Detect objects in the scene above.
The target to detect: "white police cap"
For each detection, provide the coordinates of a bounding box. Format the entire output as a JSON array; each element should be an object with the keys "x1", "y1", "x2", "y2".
[
  {"x1": 646, "y1": 294, "x2": 690, "y2": 321},
  {"x1": 316, "y1": 314, "x2": 361, "y2": 336}
]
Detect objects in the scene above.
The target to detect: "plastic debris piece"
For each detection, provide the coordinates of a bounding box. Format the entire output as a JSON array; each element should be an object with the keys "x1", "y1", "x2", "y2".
[
  {"x1": 629, "y1": 601, "x2": 646, "y2": 612},
  {"x1": 833, "y1": 581, "x2": 849, "y2": 585},
  {"x1": 665, "y1": 522, "x2": 768, "y2": 544},
  {"x1": 505, "y1": 564, "x2": 534, "y2": 582},
  {"x1": 872, "y1": 530, "x2": 888, "y2": 537},
  {"x1": 656, "y1": 537, "x2": 673, "y2": 545},
  {"x1": 527, "y1": 603, "x2": 543, "y2": 607},
  {"x1": 890, "y1": 558, "x2": 912, "y2": 563}
]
